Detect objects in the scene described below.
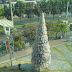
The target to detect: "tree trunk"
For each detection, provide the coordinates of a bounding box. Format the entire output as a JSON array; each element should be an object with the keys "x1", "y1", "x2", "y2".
[
  {"x1": 53, "y1": 15, "x2": 54, "y2": 20},
  {"x1": 20, "y1": 17, "x2": 21, "y2": 24},
  {"x1": 71, "y1": 13, "x2": 72, "y2": 17},
  {"x1": 56, "y1": 32, "x2": 57, "y2": 39},
  {"x1": 64, "y1": 31, "x2": 65, "y2": 38},
  {"x1": 62, "y1": 31, "x2": 64, "y2": 38},
  {"x1": 2, "y1": 0, "x2": 5, "y2": 15}
]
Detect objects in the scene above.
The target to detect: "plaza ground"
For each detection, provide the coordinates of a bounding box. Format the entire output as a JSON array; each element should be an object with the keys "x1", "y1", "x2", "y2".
[
  {"x1": 0, "y1": 17, "x2": 72, "y2": 71},
  {"x1": 0, "y1": 38, "x2": 72, "y2": 72}
]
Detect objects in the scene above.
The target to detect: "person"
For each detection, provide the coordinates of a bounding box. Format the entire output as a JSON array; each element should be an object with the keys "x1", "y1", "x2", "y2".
[
  {"x1": 59, "y1": 36, "x2": 61, "y2": 39},
  {"x1": 59, "y1": 36, "x2": 62, "y2": 39},
  {"x1": 18, "y1": 64, "x2": 21, "y2": 69},
  {"x1": 61, "y1": 36, "x2": 62, "y2": 38}
]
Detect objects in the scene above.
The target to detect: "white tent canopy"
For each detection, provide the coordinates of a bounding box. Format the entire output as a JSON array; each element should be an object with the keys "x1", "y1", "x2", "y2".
[
  {"x1": 0, "y1": 20, "x2": 13, "y2": 28},
  {"x1": 0, "y1": 19, "x2": 14, "y2": 36}
]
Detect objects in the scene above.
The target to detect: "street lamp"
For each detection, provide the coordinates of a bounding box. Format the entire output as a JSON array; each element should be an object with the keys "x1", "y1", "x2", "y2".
[{"x1": 66, "y1": 0, "x2": 69, "y2": 19}]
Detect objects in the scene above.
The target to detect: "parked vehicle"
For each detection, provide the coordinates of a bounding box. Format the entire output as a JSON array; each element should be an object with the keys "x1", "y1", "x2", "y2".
[
  {"x1": 62, "y1": 20, "x2": 68, "y2": 24},
  {"x1": 0, "y1": 30, "x2": 5, "y2": 35},
  {"x1": 68, "y1": 23, "x2": 72, "y2": 27}
]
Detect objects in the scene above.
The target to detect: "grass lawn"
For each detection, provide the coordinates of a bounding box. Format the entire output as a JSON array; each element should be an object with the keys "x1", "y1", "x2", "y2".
[
  {"x1": 0, "y1": 16, "x2": 67, "y2": 32},
  {"x1": 0, "y1": 27, "x2": 3, "y2": 31},
  {"x1": 14, "y1": 18, "x2": 60, "y2": 28},
  {"x1": 0, "y1": 16, "x2": 71, "y2": 32},
  {"x1": 14, "y1": 22, "x2": 38, "y2": 28}
]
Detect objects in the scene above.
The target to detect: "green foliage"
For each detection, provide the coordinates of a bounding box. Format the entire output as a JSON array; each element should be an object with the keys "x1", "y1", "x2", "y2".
[
  {"x1": 46, "y1": 22, "x2": 56, "y2": 36},
  {"x1": 13, "y1": 31, "x2": 26, "y2": 48},
  {"x1": 14, "y1": 40, "x2": 25, "y2": 47},
  {"x1": 14, "y1": 1, "x2": 26, "y2": 18},
  {"x1": 0, "y1": 4, "x2": 15, "y2": 20},
  {"x1": 69, "y1": 24, "x2": 72, "y2": 31},
  {"x1": 0, "y1": 45, "x2": 2, "y2": 49},
  {"x1": 0, "y1": 26, "x2": 3, "y2": 31},
  {"x1": 24, "y1": 27, "x2": 37, "y2": 41},
  {"x1": 46, "y1": 22, "x2": 68, "y2": 39},
  {"x1": 59, "y1": 23, "x2": 68, "y2": 31},
  {"x1": 25, "y1": 3, "x2": 34, "y2": 18},
  {"x1": 59, "y1": 23, "x2": 68, "y2": 37},
  {"x1": 4, "y1": 7, "x2": 11, "y2": 20},
  {"x1": 1, "y1": 0, "x2": 72, "y2": 18},
  {"x1": 14, "y1": 38, "x2": 26, "y2": 48},
  {"x1": 33, "y1": 4, "x2": 41, "y2": 17},
  {"x1": 39, "y1": 0, "x2": 49, "y2": 14},
  {"x1": 56, "y1": 0, "x2": 64, "y2": 14},
  {"x1": 0, "y1": 8, "x2": 4, "y2": 16},
  {"x1": 48, "y1": 0, "x2": 58, "y2": 17},
  {"x1": 69, "y1": 0, "x2": 72, "y2": 16}
]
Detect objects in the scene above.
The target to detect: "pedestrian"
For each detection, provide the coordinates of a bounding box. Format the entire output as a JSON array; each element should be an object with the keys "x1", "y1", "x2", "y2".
[
  {"x1": 61, "y1": 36, "x2": 62, "y2": 38},
  {"x1": 18, "y1": 64, "x2": 21, "y2": 69},
  {"x1": 59, "y1": 36, "x2": 61, "y2": 39}
]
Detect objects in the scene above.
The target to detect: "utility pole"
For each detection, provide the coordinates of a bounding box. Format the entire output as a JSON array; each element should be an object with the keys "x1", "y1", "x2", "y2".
[
  {"x1": 10, "y1": 0, "x2": 14, "y2": 56},
  {"x1": 9, "y1": 0, "x2": 14, "y2": 67},
  {"x1": 10, "y1": 0, "x2": 13, "y2": 24},
  {"x1": 66, "y1": 0, "x2": 69, "y2": 19}
]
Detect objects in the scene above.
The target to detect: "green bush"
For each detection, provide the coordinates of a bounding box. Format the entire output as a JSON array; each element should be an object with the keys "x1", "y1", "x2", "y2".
[{"x1": 24, "y1": 27, "x2": 37, "y2": 41}]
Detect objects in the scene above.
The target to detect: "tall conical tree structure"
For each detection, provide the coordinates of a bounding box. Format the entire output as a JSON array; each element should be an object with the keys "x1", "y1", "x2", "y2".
[{"x1": 32, "y1": 12, "x2": 51, "y2": 71}]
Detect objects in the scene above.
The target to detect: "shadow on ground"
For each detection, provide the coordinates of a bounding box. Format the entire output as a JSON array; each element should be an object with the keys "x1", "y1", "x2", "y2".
[
  {"x1": 0, "y1": 63, "x2": 35, "y2": 72},
  {"x1": 15, "y1": 63, "x2": 35, "y2": 72},
  {"x1": 0, "y1": 63, "x2": 67, "y2": 72}
]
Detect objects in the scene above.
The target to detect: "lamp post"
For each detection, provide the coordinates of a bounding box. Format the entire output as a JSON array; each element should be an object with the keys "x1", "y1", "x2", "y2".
[
  {"x1": 8, "y1": 0, "x2": 14, "y2": 67},
  {"x1": 10, "y1": 0, "x2": 13, "y2": 23},
  {"x1": 66, "y1": 0, "x2": 69, "y2": 19}
]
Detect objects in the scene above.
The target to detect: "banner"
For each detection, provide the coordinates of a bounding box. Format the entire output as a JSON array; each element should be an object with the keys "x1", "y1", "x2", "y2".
[{"x1": 5, "y1": 41, "x2": 9, "y2": 53}]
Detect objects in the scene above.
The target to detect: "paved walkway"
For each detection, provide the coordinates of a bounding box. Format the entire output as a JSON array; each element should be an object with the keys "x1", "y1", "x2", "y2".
[{"x1": 0, "y1": 38, "x2": 72, "y2": 71}]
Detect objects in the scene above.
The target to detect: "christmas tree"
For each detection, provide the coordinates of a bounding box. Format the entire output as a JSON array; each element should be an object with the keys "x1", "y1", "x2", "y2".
[{"x1": 32, "y1": 12, "x2": 51, "y2": 71}]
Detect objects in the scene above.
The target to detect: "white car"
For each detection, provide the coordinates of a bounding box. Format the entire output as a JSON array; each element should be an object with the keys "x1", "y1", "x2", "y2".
[
  {"x1": 68, "y1": 23, "x2": 72, "y2": 27},
  {"x1": 62, "y1": 20, "x2": 68, "y2": 24}
]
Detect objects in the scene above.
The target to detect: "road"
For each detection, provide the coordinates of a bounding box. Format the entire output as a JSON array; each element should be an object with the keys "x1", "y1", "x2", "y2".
[
  {"x1": 0, "y1": 39, "x2": 64, "y2": 63},
  {"x1": 13, "y1": 12, "x2": 67, "y2": 25},
  {"x1": 15, "y1": 39, "x2": 72, "y2": 71}
]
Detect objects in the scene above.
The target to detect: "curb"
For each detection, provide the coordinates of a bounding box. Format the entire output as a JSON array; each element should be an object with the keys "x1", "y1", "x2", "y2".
[{"x1": 12, "y1": 60, "x2": 31, "y2": 64}]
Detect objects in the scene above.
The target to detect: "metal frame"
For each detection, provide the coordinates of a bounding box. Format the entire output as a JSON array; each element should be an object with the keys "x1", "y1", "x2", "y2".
[
  {"x1": 0, "y1": 19, "x2": 13, "y2": 36},
  {"x1": 0, "y1": 19, "x2": 14, "y2": 67}
]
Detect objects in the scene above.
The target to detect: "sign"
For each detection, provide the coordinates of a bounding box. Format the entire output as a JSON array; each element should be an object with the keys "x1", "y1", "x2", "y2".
[
  {"x1": 9, "y1": 35, "x2": 14, "y2": 56},
  {"x1": 5, "y1": 41, "x2": 9, "y2": 53}
]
